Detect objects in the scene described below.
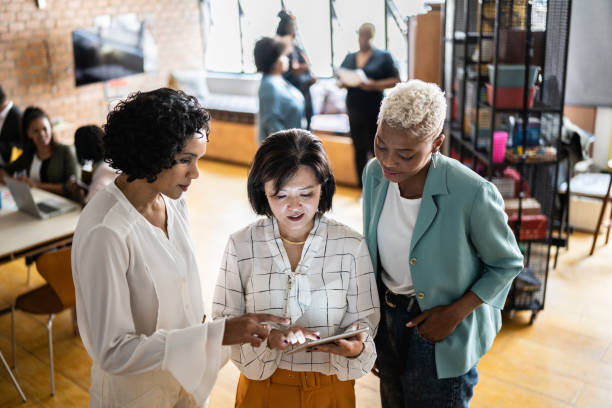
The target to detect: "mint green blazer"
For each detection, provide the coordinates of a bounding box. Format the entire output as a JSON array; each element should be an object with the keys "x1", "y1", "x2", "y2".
[{"x1": 362, "y1": 154, "x2": 523, "y2": 379}]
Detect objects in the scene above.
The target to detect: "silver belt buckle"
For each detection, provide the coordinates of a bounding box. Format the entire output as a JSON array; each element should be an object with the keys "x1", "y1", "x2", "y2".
[{"x1": 384, "y1": 289, "x2": 397, "y2": 308}]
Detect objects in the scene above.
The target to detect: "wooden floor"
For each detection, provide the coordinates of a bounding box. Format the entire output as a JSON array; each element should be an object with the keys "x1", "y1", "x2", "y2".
[{"x1": 1, "y1": 159, "x2": 611, "y2": 407}]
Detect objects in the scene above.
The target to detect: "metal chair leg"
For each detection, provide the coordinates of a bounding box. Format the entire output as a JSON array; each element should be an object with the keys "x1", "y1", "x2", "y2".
[
  {"x1": 71, "y1": 306, "x2": 78, "y2": 336},
  {"x1": 590, "y1": 174, "x2": 612, "y2": 255},
  {"x1": 0, "y1": 350, "x2": 27, "y2": 402},
  {"x1": 26, "y1": 264, "x2": 31, "y2": 285},
  {"x1": 11, "y1": 303, "x2": 16, "y2": 368},
  {"x1": 47, "y1": 314, "x2": 55, "y2": 396}
]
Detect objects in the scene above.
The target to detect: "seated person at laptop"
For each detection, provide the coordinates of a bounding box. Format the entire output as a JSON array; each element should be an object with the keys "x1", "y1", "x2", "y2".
[
  {"x1": 0, "y1": 106, "x2": 79, "y2": 198},
  {"x1": 66, "y1": 125, "x2": 116, "y2": 205}
]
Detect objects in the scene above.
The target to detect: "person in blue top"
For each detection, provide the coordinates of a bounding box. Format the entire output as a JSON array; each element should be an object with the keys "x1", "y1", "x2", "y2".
[
  {"x1": 254, "y1": 36, "x2": 304, "y2": 143},
  {"x1": 339, "y1": 23, "x2": 400, "y2": 188},
  {"x1": 362, "y1": 80, "x2": 524, "y2": 407}
]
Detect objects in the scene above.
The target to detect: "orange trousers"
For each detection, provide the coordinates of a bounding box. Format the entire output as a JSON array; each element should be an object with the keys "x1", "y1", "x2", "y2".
[{"x1": 235, "y1": 368, "x2": 356, "y2": 408}]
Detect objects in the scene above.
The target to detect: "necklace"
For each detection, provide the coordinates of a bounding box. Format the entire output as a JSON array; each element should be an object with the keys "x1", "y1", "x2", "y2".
[{"x1": 280, "y1": 235, "x2": 306, "y2": 245}]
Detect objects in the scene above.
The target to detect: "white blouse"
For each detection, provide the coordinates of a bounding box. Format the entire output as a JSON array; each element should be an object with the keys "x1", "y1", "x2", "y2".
[
  {"x1": 72, "y1": 182, "x2": 226, "y2": 407},
  {"x1": 84, "y1": 161, "x2": 117, "y2": 203},
  {"x1": 212, "y1": 215, "x2": 379, "y2": 382}
]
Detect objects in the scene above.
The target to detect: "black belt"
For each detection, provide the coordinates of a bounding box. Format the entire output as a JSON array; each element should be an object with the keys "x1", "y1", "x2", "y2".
[{"x1": 384, "y1": 288, "x2": 416, "y2": 310}]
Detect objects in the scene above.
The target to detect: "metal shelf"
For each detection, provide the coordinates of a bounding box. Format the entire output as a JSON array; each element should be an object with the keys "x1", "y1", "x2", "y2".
[
  {"x1": 443, "y1": 0, "x2": 573, "y2": 323},
  {"x1": 450, "y1": 130, "x2": 498, "y2": 166},
  {"x1": 444, "y1": 32, "x2": 494, "y2": 43},
  {"x1": 478, "y1": 102, "x2": 564, "y2": 114}
]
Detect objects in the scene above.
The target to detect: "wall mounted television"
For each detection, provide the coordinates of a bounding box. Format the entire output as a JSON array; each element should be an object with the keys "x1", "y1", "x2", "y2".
[{"x1": 72, "y1": 18, "x2": 145, "y2": 86}]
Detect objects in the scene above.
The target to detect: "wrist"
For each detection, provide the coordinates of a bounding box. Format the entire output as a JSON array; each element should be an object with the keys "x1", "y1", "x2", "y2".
[
  {"x1": 452, "y1": 291, "x2": 483, "y2": 321},
  {"x1": 347, "y1": 342, "x2": 365, "y2": 359}
]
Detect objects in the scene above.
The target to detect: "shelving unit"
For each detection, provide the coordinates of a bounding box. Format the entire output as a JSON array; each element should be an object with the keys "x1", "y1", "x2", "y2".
[{"x1": 441, "y1": 0, "x2": 572, "y2": 324}]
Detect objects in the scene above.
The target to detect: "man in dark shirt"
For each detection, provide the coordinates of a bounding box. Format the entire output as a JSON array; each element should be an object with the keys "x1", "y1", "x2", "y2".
[{"x1": 0, "y1": 84, "x2": 22, "y2": 167}]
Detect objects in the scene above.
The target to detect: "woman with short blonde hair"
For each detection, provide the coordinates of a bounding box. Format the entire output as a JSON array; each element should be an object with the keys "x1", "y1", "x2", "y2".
[{"x1": 362, "y1": 80, "x2": 523, "y2": 407}]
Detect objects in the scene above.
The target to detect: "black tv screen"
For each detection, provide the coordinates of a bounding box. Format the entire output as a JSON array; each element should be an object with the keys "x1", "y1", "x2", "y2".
[{"x1": 72, "y1": 23, "x2": 145, "y2": 86}]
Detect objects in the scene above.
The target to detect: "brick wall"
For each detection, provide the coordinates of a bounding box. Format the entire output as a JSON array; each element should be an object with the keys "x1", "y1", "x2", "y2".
[{"x1": 0, "y1": 0, "x2": 204, "y2": 143}]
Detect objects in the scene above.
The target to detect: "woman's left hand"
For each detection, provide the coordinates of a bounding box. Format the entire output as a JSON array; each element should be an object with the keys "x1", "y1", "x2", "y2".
[
  {"x1": 17, "y1": 176, "x2": 38, "y2": 189},
  {"x1": 307, "y1": 323, "x2": 365, "y2": 358},
  {"x1": 405, "y1": 305, "x2": 463, "y2": 343},
  {"x1": 406, "y1": 291, "x2": 483, "y2": 343}
]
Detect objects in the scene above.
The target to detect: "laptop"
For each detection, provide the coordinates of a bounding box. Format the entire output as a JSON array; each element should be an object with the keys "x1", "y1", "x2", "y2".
[{"x1": 5, "y1": 176, "x2": 78, "y2": 219}]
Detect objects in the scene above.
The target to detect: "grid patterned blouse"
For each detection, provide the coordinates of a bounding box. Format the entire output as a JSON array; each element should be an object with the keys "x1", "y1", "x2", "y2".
[{"x1": 213, "y1": 214, "x2": 380, "y2": 381}]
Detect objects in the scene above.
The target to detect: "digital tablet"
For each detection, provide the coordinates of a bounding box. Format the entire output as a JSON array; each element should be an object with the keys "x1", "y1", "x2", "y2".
[{"x1": 285, "y1": 327, "x2": 369, "y2": 355}]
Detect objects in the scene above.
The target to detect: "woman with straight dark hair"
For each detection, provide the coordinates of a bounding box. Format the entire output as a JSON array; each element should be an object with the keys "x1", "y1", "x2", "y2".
[
  {"x1": 0, "y1": 106, "x2": 79, "y2": 197},
  {"x1": 254, "y1": 37, "x2": 304, "y2": 143},
  {"x1": 213, "y1": 129, "x2": 379, "y2": 408}
]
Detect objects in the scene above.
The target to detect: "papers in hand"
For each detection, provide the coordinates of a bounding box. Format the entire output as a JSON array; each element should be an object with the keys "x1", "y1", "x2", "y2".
[{"x1": 336, "y1": 68, "x2": 369, "y2": 87}]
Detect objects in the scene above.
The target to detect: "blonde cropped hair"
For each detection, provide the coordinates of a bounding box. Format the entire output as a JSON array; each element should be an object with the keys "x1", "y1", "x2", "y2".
[{"x1": 378, "y1": 80, "x2": 447, "y2": 141}]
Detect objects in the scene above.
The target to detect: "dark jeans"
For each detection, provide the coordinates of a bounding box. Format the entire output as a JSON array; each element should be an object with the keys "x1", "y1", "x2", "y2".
[
  {"x1": 347, "y1": 108, "x2": 378, "y2": 188},
  {"x1": 375, "y1": 293, "x2": 479, "y2": 408}
]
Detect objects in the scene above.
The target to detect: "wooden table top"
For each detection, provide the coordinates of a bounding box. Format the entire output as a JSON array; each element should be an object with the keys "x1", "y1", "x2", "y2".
[{"x1": 0, "y1": 184, "x2": 81, "y2": 263}]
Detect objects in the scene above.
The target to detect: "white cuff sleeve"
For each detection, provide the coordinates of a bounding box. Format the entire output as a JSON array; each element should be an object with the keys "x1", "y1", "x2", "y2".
[{"x1": 162, "y1": 318, "x2": 226, "y2": 404}]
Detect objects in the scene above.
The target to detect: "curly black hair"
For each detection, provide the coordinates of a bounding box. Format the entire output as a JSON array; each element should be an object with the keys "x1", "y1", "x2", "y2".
[
  {"x1": 103, "y1": 88, "x2": 210, "y2": 182},
  {"x1": 247, "y1": 129, "x2": 335, "y2": 217}
]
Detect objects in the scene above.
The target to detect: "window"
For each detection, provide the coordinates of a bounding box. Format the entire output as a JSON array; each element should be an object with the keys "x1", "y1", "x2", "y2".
[
  {"x1": 331, "y1": 0, "x2": 385, "y2": 70},
  {"x1": 206, "y1": 1, "x2": 242, "y2": 73},
  {"x1": 283, "y1": 0, "x2": 332, "y2": 77},
  {"x1": 205, "y1": 0, "x2": 413, "y2": 80},
  {"x1": 239, "y1": 0, "x2": 281, "y2": 73}
]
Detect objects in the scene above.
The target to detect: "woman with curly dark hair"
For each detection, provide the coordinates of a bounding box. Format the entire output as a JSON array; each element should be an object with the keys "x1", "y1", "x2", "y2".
[{"x1": 71, "y1": 88, "x2": 288, "y2": 407}]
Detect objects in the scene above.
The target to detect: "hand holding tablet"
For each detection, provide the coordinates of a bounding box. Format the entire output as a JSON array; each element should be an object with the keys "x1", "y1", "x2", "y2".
[
  {"x1": 285, "y1": 326, "x2": 369, "y2": 356},
  {"x1": 266, "y1": 324, "x2": 321, "y2": 351}
]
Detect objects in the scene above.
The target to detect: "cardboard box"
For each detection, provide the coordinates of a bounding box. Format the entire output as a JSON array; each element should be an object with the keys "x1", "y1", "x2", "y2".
[
  {"x1": 569, "y1": 195, "x2": 612, "y2": 232},
  {"x1": 504, "y1": 198, "x2": 542, "y2": 216},
  {"x1": 508, "y1": 214, "x2": 548, "y2": 241}
]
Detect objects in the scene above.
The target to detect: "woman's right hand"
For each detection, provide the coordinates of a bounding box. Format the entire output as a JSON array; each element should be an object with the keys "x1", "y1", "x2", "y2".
[
  {"x1": 267, "y1": 325, "x2": 320, "y2": 350},
  {"x1": 222, "y1": 313, "x2": 290, "y2": 347}
]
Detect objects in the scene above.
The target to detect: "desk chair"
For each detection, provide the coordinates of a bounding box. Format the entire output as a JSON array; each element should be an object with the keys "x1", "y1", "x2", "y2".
[
  {"x1": 0, "y1": 351, "x2": 26, "y2": 402},
  {"x1": 11, "y1": 247, "x2": 76, "y2": 396},
  {"x1": 590, "y1": 159, "x2": 612, "y2": 255}
]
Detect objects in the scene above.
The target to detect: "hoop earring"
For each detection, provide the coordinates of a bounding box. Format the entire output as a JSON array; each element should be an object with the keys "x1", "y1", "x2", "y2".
[{"x1": 431, "y1": 151, "x2": 438, "y2": 169}]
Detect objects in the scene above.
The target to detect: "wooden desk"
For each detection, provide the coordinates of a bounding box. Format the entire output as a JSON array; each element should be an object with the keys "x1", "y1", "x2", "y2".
[{"x1": 0, "y1": 185, "x2": 81, "y2": 265}]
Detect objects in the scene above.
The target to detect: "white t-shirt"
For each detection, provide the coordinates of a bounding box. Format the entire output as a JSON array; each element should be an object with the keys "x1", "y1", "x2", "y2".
[
  {"x1": 377, "y1": 182, "x2": 422, "y2": 295},
  {"x1": 72, "y1": 181, "x2": 227, "y2": 406},
  {"x1": 29, "y1": 155, "x2": 42, "y2": 182}
]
